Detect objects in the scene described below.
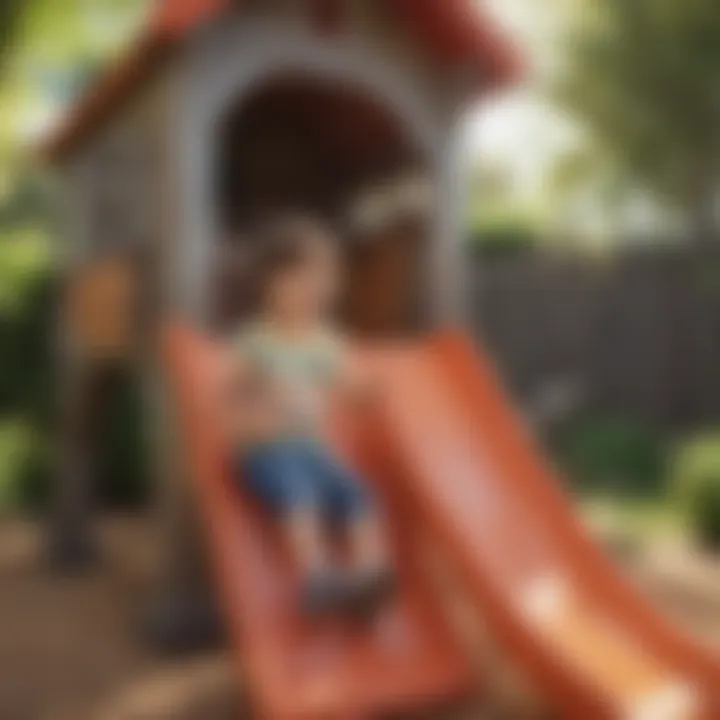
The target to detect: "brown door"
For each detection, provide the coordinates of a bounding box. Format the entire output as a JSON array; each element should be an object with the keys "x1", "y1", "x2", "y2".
[{"x1": 344, "y1": 225, "x2": 423, "y2": 336}]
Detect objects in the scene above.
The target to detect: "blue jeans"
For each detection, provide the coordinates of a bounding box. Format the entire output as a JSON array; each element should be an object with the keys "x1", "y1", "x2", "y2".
[{"x1": 237, "y1": 439, "x2": 371, "y2": 523}]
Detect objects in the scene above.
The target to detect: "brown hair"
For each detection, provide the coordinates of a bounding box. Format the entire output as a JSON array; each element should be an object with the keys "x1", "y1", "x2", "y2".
[{"x1": 252, "y1": 214, "x2": 335, "y2": 304}]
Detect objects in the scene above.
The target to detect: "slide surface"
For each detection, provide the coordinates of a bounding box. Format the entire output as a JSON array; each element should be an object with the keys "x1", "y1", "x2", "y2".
[
  {"x1": 162, "y1": 325, "x2": 473, "y2": 720},
  {"x1": 371, "y1": 330, "x2": 720, "y2": 720}
]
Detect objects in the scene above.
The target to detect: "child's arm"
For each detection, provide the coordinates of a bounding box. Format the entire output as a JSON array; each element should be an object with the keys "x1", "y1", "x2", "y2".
[{"x1": 221, "y1": 340, "x2": 284, "y2": 446}]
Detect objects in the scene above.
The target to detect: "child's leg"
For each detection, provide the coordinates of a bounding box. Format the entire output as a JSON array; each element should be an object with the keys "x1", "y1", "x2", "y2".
[
  {"x1": 347, "y1": 513, "x2": 390, "y2": 573},
  {"x1": 302, "y1": 442, "x2": 396, "y2": 616},
  {"x1": 240, "y1": 442, "x2": 346, "y2": 615},
  {"x1": 240, "y1": 443, "x2": 329, "y2": 575},
  {"x1": 284, "y1": 508, "x2": 329, "y2": 576},
  {"x1": 302, "y1": 443, "x2": 390, "y2": 572}
]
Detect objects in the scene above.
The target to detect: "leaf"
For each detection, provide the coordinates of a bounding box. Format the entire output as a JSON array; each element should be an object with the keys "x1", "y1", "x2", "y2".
[{"x1": 554, "y1": 0, "x2": 720, "y2": 229}]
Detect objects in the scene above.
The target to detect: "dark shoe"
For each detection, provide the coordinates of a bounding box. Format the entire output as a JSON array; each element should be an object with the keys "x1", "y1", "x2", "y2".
[{"x1": 341, "y1": 567, "x2": 397, "y2": 621}]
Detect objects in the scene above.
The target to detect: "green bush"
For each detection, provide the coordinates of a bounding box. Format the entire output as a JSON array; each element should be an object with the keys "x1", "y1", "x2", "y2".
[
  {"x1": 96, "y1": 372, "x2": 150, "y2": 509},
  {"x1": 0, "y1": 229, "x2": 55, "y2": 513},
  {"x1": 0, "y1": 228, "x2": 55, "y2": 420},
  {"x1": 554, "y1": 415, "x2": 668, "y2": 499},
  {"x1": 0, "y1": 230, "x2": 150, "y2": 511},
  {"x1": 673, "y1": 432, "x2": 720, "y2": 550},
  {"x1": 0, "y1": 421, "x2": 48, "y2": 514}
]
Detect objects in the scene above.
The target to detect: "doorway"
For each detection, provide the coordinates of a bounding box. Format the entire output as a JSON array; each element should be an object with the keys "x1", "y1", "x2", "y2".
[{"x1": 212, "y1": 74, "x2": 432, "y2": 336}]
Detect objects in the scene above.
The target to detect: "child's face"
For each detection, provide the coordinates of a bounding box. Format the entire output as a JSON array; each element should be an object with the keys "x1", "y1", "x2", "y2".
[{"x1": 268, "y1": 238, "x2": 341, "y2": 322}]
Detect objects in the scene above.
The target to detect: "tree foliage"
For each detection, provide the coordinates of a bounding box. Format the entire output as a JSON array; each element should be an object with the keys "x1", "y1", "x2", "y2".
[
  {"x1": 0, "y1": 2, "x2": 146, "y2": 512},
  {"x1": 0, "y1": 0, "x2": 145, "y2": 164},
  {"x1": 555, "y1": 0, "x2": 720, "y2": 238}
]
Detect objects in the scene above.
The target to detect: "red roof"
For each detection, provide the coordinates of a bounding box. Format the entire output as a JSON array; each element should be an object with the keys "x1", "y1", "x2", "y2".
[
  {"x1": 43, "y1": 0, "x2": 520, "y2": 162},
  {"x1": 149, "y1": 0, "x2": 232, "y2": 38}
]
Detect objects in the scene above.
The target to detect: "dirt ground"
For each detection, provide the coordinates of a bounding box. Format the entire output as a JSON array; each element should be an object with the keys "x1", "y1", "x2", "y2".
[
  {"x1": 0, "y1": 517, "x2": 240, "y2": 720},
  {"x1": 1, "y1": 515, "x2": 719, "y2": 720}
]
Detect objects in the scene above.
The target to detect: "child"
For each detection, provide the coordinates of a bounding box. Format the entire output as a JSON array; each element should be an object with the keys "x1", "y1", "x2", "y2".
[{"x1": 228, "y1": 215, "x2": 393, "y2": 617}]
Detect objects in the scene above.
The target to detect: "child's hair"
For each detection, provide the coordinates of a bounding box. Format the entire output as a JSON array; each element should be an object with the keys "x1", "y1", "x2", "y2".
[{"x1": 252, "y1": 213, "x2": 335, "y2": 303}]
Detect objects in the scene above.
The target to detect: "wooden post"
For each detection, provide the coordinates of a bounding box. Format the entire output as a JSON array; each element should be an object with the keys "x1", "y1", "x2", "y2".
[
  {"x1": 141, "y1": 83, "x2": 223, "y2": 651},
  {"x1": 141, "y1": 361, "x2": 223, "y2": 653},
  {"x1": 45, "y1": 330, "x2": 101, "y2": 571},
  {"x1": 428, "y1": 127, "x2": 468, "y2": 326}
]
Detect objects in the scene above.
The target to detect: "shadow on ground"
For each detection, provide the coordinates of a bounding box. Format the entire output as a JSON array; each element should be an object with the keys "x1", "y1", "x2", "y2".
[{"x1": 1, "y1": 516, "x2": 718, "y2": 719}]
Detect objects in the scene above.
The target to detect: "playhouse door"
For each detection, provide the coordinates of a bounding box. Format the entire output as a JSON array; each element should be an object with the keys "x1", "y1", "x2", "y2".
[{"x1": 344, "y1": 226, "x2": 422, "y2": 336}]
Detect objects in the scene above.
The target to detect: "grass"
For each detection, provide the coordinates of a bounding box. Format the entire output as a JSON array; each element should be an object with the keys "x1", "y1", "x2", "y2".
[{"x1": 580, "y1": 495, "x2": 687, "y2": 545}]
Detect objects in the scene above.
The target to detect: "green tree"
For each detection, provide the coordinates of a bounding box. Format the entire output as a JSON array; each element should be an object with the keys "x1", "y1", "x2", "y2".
[
  {"x1": 555, "y1": 0, "x2": 720, "y2": 241},
  {"x1": 0, "y1": 0, "x2": 146, "y2": 160},
  {"x1": 0, "y1": 1, "x2": 146, "y2": 512}
]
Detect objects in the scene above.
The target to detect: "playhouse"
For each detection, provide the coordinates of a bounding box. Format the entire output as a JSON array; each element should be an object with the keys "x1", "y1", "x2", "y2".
[
  {"x1": 44, "y1": 0, "x2": 516, "y2": 631},
  {"x1": 43, "y1": 2, "x2": 720, "y2": 719}
]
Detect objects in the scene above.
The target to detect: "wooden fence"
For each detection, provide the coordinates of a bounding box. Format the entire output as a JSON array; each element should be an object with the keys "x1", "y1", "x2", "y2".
[{"x1": 470, "y1": 247, "x2": 720, "y2": 429}]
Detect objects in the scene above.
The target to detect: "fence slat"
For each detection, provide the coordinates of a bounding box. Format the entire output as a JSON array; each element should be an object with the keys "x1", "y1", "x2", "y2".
[{"x1": 471, "y1": 248, "x2": 720, "y2": 429}]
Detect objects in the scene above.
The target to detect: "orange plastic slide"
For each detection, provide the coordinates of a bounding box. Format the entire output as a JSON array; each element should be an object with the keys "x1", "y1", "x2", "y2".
[
  {"x1": 372, "y1": 330, "x2": 720, "y2": 719},
  {"x1": 162, "y1": 325, "x2": 473, "y2": 720}
]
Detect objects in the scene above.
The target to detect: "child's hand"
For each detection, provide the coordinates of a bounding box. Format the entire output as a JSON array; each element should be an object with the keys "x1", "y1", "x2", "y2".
[
  {"x1": 220, "y1": 346, "x2": 283, "y2": 445},
  {"x1": 337, "y1": 354, "x2": 383, "y2": 412},
  {"x1": 350, "y1": 374, "x2": 383, "y2": 409}
]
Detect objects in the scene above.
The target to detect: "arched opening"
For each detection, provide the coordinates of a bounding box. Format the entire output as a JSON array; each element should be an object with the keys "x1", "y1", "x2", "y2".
[{"x1": 211, "y1": 74, "x2": 433, "y2": 336}]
